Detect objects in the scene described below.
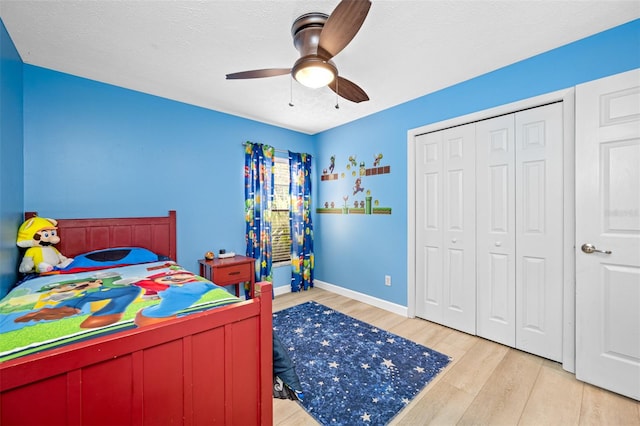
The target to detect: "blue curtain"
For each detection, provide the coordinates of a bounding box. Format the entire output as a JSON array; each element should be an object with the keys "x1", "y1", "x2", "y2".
[
  {"x1": 244, "y1": 142, "x2": 275, "y2": 298},
  {"x1": 288, "y1": 151, "x2": 314, "y2": 292}
]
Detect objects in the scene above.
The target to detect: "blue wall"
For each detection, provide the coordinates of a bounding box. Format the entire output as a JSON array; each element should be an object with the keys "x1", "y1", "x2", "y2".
[
  {"x1": 22, "y1": 65, "x2": 315, "y2": 291},
  {"x1": 0, "y1": 19, "x2": 24, "y2": 297},
  {"x1": 3, "y1": 18, "x2": 639, "y2": 305},
  {"x1": 314, "y1": 19, "x2": 640, "y2": 306}
]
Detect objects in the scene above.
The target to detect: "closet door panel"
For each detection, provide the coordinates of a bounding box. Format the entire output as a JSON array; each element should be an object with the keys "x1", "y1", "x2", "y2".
[
  {"x1": 416, "y1": 132, "x2": 444, "y2": 322},
  {"x1": 488, "y1": 252, "x2": 511, "y2": 321},
  {"x1": 443, "y1": 126, "x2": 476, "y2": 334},
  {"x1": 515, "y1": 103, "x2": 564, "y2": 361},
  {"x1": 476, "y1": 114, "x2": 516, "y2": 347},
  {"x1": 422, "y1": 245, "x2": 442, "y2": 310},
  {"x1": 415, "y1": 124, "x2": 476, "y2": 334}
]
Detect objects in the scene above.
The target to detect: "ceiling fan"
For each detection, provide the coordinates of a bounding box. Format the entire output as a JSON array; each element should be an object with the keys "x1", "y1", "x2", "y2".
[{"x1": 225, "y1": 0, "x2": 371, "y2": 103}]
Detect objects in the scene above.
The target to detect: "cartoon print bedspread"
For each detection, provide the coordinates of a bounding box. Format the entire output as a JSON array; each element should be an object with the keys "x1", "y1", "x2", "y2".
[{"x1": 0, "y1": 261, "x2": 241, "y2": 362}]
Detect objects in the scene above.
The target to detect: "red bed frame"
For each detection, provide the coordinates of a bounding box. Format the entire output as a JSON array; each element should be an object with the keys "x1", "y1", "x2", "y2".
[{"x1": 0, "y1": 211, "x2": 273, "y2": 425}]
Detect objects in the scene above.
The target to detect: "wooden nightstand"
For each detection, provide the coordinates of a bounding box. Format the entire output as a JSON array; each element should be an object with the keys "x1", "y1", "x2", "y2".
[{"x1": 198, "y1": 255, "x2": 256, "y2": 298}]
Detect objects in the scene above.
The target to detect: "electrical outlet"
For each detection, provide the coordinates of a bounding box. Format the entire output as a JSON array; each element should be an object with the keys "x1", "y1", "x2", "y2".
[{"x1": 385, "y1": 275, "x2": 391, "y2": 286}]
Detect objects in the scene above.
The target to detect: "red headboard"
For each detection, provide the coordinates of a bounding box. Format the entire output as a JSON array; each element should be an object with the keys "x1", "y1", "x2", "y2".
[{"x1": 24, "y1": 211, "x2": 177, "y2": 260}]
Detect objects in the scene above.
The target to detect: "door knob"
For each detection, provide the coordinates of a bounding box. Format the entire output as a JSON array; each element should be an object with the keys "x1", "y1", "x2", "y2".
[{"x1": 581, "y1": 243, "x2": 612, "y2": 254}]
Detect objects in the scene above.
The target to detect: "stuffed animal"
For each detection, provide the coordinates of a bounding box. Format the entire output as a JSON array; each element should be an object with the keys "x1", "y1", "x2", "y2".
[{"x1": 17, "y1": 216, "x2": 73, "y2": 273}]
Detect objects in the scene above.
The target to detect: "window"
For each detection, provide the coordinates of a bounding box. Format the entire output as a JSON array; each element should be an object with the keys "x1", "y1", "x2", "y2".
[{"x1": 272, "y1": 157, "x2": 291, "y2": 263}]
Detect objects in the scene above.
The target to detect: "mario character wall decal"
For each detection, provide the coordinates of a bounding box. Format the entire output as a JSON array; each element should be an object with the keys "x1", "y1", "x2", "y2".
[
  {"x1": 316, "y1": 150, "x2": 393, "y2": 215},
  {"x1": 353, "y1": 177, "x2": 364, "y2": 196},
  {"x1": 328, "y1": 155, "x2": 335, "y2": 174},
  {"x1": 17, "y1": 217, "x2": 73, "y2": 273}
]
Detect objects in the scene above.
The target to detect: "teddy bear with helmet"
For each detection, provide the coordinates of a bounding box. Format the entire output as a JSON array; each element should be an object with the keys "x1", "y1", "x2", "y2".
[{"x1": 17, "y1": 216, "x2": 73, "y2": 273}]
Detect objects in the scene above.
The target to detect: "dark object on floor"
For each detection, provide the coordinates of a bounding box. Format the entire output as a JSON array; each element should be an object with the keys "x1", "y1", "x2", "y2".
[
  {"x1": 273, "y1": 375, "x2": 300, "y2": 400},
  {"x1": 273, "y1": 332, "x2": 304, "y2": 401}
]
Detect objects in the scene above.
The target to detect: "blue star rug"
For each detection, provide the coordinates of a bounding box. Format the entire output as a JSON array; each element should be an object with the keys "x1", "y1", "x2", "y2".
[{"x1": 272, "y1": 301, "x2": 451, "y2": 425}]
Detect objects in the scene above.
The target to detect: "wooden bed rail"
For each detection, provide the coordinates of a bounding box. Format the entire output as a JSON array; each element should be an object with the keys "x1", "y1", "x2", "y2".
[{"x1": 1, "y1": 282, "x2": 274, "y2": 425}]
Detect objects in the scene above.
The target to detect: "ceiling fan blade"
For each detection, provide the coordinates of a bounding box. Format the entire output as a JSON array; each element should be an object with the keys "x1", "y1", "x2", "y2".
[
  {"x1": 226, "y1": 68, "x2": 291, "y2": 80},
  {"x1": 329, "y1": 76, "x2": 369, "y2": 103},
  {"x1": 317, "y1": 0, "x2": 371, "y2": 59}
]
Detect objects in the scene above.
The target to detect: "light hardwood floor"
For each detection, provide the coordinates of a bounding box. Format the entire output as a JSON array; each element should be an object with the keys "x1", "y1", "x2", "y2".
[{"x1": 272, "y1": 288, "x2": 640, "y2": 426}]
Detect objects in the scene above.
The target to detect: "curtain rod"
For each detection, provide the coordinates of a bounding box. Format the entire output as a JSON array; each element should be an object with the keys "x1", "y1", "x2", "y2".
[{"x1": 241, "y1": 142, "x2": 288, "y2": 154}]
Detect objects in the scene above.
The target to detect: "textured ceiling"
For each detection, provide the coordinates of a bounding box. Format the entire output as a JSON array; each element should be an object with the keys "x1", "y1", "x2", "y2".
[{"x1": 1, "y1": 1, "x2": 638, "y2": 134}]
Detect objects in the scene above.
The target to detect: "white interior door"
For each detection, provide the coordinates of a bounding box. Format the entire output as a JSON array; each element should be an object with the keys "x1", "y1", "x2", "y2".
[
  {"x1": 415, "y1": 131, "x2": 444, "y2": 323},
  {"x1": 476, "y1": 114, "x2": 517, "y2": 347},
  {"x1": 415, "y1": 124, "x2": 476, "y2": 334},
  {"x1": 442, "y1": 124, "x2": 476, "y2": 334},
  {"x1": 514, "y1": 104, "x2": 564, "y2": 362},
  {"x1": 575, "y1": 69, "x2": 640, "y2": 400}
]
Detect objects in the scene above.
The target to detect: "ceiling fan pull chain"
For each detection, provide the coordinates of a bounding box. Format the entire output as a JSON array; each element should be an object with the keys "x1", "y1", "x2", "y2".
[
  {"x1": 335, "y1": 78, "x2": 340, "y2": 109},
  {"x1": 289, "y1": 76, "x2": 294, "y2": 107}
]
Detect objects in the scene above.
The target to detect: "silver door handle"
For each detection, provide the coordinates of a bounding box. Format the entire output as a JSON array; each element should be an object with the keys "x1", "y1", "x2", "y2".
[{"x1": 581, "y1": 243, "x2": 612, "y2": 254}]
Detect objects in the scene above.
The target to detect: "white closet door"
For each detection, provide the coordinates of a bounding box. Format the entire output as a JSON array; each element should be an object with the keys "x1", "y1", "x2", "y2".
[
  {"x1": 515, "y1": 103, "x2": 564, "y2": 361},
  {"x1": 442, "y1": 124, "x2": 477, "y2": 333},
  {"x1": 415, "y1": 124, "x2": 476, "y2": 334},
  {"x1": 415, "y1": 131, "x2": 444, "y2": 322},
  {"x1": 476, "y1": 114, "x2": 516, "y2": 347}
]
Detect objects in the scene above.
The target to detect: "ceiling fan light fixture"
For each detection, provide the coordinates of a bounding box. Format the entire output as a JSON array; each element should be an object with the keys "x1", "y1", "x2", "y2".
[
  {"x1": 293, "y1": 57, "x2": 336, "y2": 89},
  {"x1": 295, "y1": 65, "x2": 334, "y2": 88},
  {"x1": 226, "y1": 1, "x2": 371, "y2": 103}
]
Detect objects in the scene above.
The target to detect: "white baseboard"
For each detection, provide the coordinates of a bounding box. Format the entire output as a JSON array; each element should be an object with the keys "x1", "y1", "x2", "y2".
[
  {"x1": 313, "y1": 280, "x2": 408, "y2": 317},
  {"x1": 273, "y1": 284, "x2": 291, "y2": 297},
  {"x1": 273, "y1": 281, "x2": 408, "y2": 317}
]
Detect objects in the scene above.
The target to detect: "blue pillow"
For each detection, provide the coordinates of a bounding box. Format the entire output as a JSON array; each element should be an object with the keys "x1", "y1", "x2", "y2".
[{"x1": 61, "y1": 247, "x2": 161, "y2": 270}]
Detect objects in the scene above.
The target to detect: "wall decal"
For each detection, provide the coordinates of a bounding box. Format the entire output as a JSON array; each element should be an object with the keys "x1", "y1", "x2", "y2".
[
  {"x1": 317, "y1": 152, "x2": 392, "y2": 215},
  {"x1": 321, "y1": 155, "x2": 338, "y2": 181}
]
